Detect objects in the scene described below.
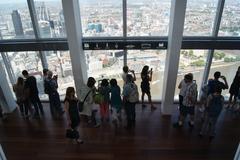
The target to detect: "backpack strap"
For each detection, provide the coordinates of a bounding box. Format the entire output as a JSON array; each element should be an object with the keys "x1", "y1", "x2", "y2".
[{"x1": 82, "y1": 89, "x2": 92, "y2": 103}]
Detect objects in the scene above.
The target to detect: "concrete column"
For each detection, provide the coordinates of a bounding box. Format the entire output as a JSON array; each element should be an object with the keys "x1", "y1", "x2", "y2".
[
  {"x1": 62, "y1": 0, "x2": 88, "y2": 98},
  {"x1": 161, "y1": 0, "x2": 187, "y2": 115},
  {"x1": 0, "y1": 61, "x2": 16, "y2": 113}
]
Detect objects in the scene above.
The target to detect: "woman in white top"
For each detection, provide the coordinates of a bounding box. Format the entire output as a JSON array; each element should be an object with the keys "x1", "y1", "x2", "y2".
[
  {"x1": 80, "y1": 77, "x2": 96, "y2": 123},
  {"x1": 122, "y1": 66, "x2": 136, "y2": 86}
]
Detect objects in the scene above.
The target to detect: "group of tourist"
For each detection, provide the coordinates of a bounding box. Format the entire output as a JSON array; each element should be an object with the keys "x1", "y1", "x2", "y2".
[
  {"x1": 4, "y1": 65, "x2": 240, "y2": 144},
  {"x1": 174, "y1": 68, "x2": 240, "y2": 141}
]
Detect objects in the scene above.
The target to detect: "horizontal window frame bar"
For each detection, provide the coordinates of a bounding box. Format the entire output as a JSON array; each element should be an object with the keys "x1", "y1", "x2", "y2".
[{"x1": 1, "y1": 37, "x2": 240, "y2": 52}]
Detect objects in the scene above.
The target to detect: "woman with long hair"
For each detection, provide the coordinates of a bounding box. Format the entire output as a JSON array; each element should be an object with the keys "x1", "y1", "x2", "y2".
[
  {"x1": 64, "y1": 87, "x2": 83, "y2": 144},
  {"x1": 13, "y1": 77, "x2": 29, "y2": 118},
  {"x1": 141, "y1": 65, "x2": 155, "y2": 110}
]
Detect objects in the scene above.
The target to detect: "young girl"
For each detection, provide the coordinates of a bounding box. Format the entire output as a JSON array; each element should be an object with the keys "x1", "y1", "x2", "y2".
[
  {"x1": 64, "y1": 87, "x2": 83, "y2": 144},
  {"x1": 140, "y1": 65, "x2": 155, "y2": 110},
  {"x1": 13, "y1": 77, "x2": 29, "y2": 118},
  {"x1": 99, "y1": 79, "x2": 111, "y2": 122},
  {"x1": 110, "y1": 79, "x2": 122, "y2": 127}
]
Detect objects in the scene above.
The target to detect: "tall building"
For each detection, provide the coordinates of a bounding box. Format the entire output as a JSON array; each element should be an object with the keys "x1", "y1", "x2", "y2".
[{"x1": 11, "y1": 10, "x2": 24, "y2": 37}]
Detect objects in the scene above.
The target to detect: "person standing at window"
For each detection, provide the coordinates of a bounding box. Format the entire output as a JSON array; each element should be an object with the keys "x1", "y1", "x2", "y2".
[
  {"x1": 46, "y1": 71, "x2": 64, "y2": 117},
  {"x1": 13, "y1": 77, "x2": 29, "y2": 118},
  {"x1": 228, "y1": 66, "x2": 240, "y2": 108},
  {"x1": 174, "y1": 73, "x2": 198, "y2": 128},
  {"x1": 64, "y1": 87, "x2": 83, "y2": 144},
  {"x1": 123, "y1": 74, "x2": 139, "y2": 129},
  {"x1": 22, "y1": 70, "x2": 44, "y2": 118},
  {"x1": 141, "y1": 65, "x2": 155, "y2": 110},
  {"x1": 122, "y1": 66, "x2": 136, "y2": 86}
]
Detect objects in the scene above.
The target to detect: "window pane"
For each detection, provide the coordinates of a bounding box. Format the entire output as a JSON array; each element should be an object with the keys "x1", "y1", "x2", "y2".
[
  {"x1": 209, "y1": 50, "x2": 240, "y2": 98},
  {"x1": 218, "y1": 0, "x2": 240, "y2": 36},
  {"x1": 127, "y1": 0, "x2": 170, "y2": 36},
  {"x1": 85, "y1": 50, "x2": 124, "y2": 87},
  {"x1": 45, "y1": 51, "x2": 75, "y2": 99},
  {"x1": 175, "y1": 50, "x2": 208, "y2": 100},
  {"x1": 127, "y1": 50, "x2": 166, "y2": 100},
  {"x1": 183, "y1": 0, "x2": 218, "y2": 36},
  {"x1": 0, "y1": 54, "x2": 13, "y2": 97},
  {"x1": 34, "y1": 0, "x2": 66, "y2": 38},
  {"x1": 79, "y1": 0, "x2": 123, "y2": 37},
  {"x1": 7, "y1": 51, "x2": 44, "y2": 98},
  {"x1": 0, "y1": 1, "x2": 35, "y2": 39}
]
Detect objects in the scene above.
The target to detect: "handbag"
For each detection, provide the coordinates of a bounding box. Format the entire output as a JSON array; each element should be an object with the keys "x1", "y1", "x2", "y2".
[
  {"x1": 78, "y1": 90, "x2": 92, "y2": 112},
  {"x1": 65, "y1": 129, "x2": 79, "y2": 139}
]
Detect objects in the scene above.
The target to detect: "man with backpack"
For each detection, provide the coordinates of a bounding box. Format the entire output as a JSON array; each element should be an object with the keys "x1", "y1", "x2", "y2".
[
  {"x1": 122, "y1": 74, "x2": 139, "y2": 129},
  {"x1": 174, "y1": 73, "x2": 198, "y2": 128}
]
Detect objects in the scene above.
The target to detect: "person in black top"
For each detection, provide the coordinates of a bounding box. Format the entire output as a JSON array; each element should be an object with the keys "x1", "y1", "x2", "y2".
[
  {"x1": 64, "y1": 87, "x2": 83, "y2": 144},
  {"x1": 46, "y1": 71, "x2": 64, "y2": 117},
  {"x1": 140, "y1": 65, "x2": 155, "y2": 110},
  {"x1": 228, "y1": 66, "x2": 240, "y2": 108},
  {"x1": 22, "y1": 70, "x2": 44, "y2": 118},
  {"x1": 208, "y1": 71, "x2": 228, "y2": 95}
]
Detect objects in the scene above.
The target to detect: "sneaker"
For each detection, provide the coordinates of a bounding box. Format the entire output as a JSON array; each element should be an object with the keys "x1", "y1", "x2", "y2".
[
  {"x1": 173, "y1": 122, "x2": 183, "y2": 128},
  {"x1": 151, "y1": 106, "x2": 157, "y2": 111},
  {"x1": 75, "y1": 139, "x2": 84, "y2": 144},
  {"x1": 188, "y1": 121, "x2": 194, "y2": 128}
]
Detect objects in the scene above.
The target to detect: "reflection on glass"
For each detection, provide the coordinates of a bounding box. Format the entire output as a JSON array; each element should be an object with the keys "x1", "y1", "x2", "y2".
[
  {"x1": 85, "y1": 50, "x2": 124, "y2": 87},
  {"x1": 175, "y1": 50, "x2": 208, "y2": 100},
  {"x1": 79, "y1": 0, "x2": 123, "y2": 37},
  {"x1": 7, "y1": 51, "x2": 44, "y2": 98},
  {"x1": 209, "y1": 50, "x2": 240, "y2": 98},
  {"x1": 219, "y1": 0, "x2": 240, "y2": 36},
  {"x1": 183, "y1": 0, "x2": 218, "y2": 36},
  {"x1": 127, "y1": 0, "x2": 170, "y2": 36},
  {"x1": 34, "y1": 0, "x2": 66, "y2": 38},
  {"x1": 0, "y1": 1, "x2": 35, "y2": 39},
  {"x1": 45, "y1": 51, "x2": 75, "y2": 99},
  {"x1": 127, "y1": 50, "x2": 166, "y2": 100}
]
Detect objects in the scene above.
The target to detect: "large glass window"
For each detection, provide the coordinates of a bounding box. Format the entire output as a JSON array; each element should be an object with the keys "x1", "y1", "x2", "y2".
[
  {"x1": 45, "y1": 51, "x2": 75, "y2": 99},
  {"x1": 183, "y1": 0, "x2": 218, "y2": 36},
  {"x1": 127, "y1": 50, "x2": 166, "y2": 100},
  {"x1": 7, "y1": 51, "x2": 44, "y2": 98},
  {"x1": 208, "y1": 50, "x2": 240, "y2": 98},
  {"x1": 0, "y1": 0, "x2": 35, "y2": 39},
  {"x1": 34, "y1": 0, "x2": 66, "y2": 38},
  {"x1": 85, "y1": 50, "x2": 124, "y2": 87},
  {"x1": 79, "y1": 0, "x2": 123, "y2": 37},
  {"x1": 127, "y1": 0, "x2": 170, "y2": 36},
  {"x1": 174, "y1": 50, "x2": 208, "y2": 100},
  {"x1": 218, "y1": 0, "x2": 240, "y2": 36}
]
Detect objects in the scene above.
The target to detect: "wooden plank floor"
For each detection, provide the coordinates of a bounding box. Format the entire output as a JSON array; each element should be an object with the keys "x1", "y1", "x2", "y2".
[{"x1": 0, "y1": 103, "x2": 240, "y2": 160}]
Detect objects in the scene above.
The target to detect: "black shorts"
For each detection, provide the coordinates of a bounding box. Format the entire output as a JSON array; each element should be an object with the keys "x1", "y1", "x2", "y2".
[{"x1": 180, "y1": 105, "x2": 195, "y2": 116}]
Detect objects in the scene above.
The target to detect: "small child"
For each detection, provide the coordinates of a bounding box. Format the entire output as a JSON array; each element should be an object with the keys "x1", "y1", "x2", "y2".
[
  {"x1": 199, "y1": 86, "x2": 224, "y2": 140},
  {"x1": 98, "y1": 79, "x2": 111, "y2": 122},
  {"x1": 110, "y1": 79, "x2": 122, "y2": 127}
]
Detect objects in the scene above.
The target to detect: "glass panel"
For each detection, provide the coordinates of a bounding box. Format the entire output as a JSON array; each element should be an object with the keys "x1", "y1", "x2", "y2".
[
  {"x1": 79, "y1": 0, "x2": 123, "y2": 37},
  {"x1": 218, "y1": 0, "x2": 240, "y2": 36},
  {"x1": 34, "y1": 0, "x2": 66, "y2": 38},
  {"x1": 175, "y1": 50, "x2": 208, "y2": 100},
  {"x1": 127, "y1": 0, "x2": 170, "y2": 36},
  {"x1": 127, "y1": 50, "x2": 166, "y2": 100},
  {"x1": 183, "y1": 0, "x2": 218, "y2": 36},
  {"x1": 45, "y1": 51, "x2": 75, "y2": 99},
  {"x1": 0, "y1": 0, "x2": 35, "y2": 39},
  {"x1": 0, "y1": 54, "x2": 13, "y2": 96},
  {"x1": 208, "y1": 50, "x2": 240, "y2": 98},
  {"x1": 7, "y1": 51, "x2": 44, "y2": 99},
  {"x1": 85, "y1": 50, "x2": 124, "y2": 87}
]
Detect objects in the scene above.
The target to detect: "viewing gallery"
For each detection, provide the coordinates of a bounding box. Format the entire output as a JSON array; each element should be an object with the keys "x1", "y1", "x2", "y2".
[{"x1": 0, "y1": 0, "x2": 240, "y2": 159}]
